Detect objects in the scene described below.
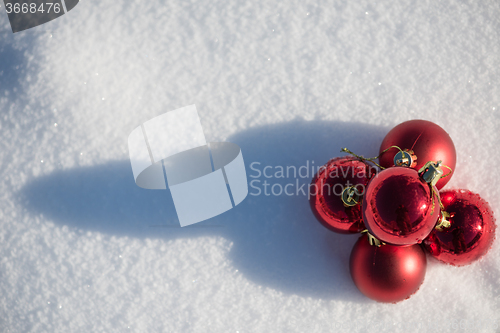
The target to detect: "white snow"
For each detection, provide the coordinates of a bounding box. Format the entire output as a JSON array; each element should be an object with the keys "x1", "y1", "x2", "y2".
[{"x1": 0, "y1": 0, "x2": 499, "y2": 332}]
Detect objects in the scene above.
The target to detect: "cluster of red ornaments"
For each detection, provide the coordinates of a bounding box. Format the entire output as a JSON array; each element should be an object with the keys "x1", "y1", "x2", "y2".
[{"x1": 309, "y1": 120, "x2": 496, "y2": 303}]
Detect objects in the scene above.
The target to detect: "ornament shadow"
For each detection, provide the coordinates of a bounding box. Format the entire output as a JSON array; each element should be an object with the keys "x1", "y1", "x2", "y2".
[
  {"x1": 18, "y1": 119, "x2": 389, "y2": 301},
  {"x1": 0, "y1": 31, "x2": 31, "y2": 101}
]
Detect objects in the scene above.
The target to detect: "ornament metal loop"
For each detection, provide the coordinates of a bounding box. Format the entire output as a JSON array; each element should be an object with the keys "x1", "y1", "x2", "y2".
[
  {"x1": 341, "y1": 186, "x2": 362, "y2": 207},
  {"x1": 361, "y1": 230, "x2": 385, "y2": 247},
  {"x1": 419, "y1": 160, "x2": 444, "y2": 187}
]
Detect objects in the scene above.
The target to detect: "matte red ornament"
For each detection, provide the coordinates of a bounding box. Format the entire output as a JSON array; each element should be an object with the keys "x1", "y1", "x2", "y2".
[
  {"x1": 349, "y1": 234, "x2": 427, "y2": 303},
  {"x1": 424, "y1": 189, "x2": 496, "y2": 266},
  {"x1": 309, "y1": 157, "x2": 374, "y2": 233},
  {"x1": 378, "y1": 119, "x2": 456, "y2": 190},
  {"x1": 363, "y1": 167, "x2": 439, "y2": 245}
]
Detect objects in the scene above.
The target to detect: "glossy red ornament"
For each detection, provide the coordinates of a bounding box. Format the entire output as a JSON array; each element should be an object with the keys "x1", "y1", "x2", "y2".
[
  {"x1": 378, "y1": 120, "x2": 456, "y2": 190},
  {"x1": 424, "y1": 189, "x2": 496, "y2": 266},
  {"x1": 349, "y1": 234, "x2": 427, "y2": 303},
  {"x1": 363, "y1": 167, "x2": 439, "y2": 245},
  {"x1": 309, "y1": 157, "x2": 374, "y2": 233}
]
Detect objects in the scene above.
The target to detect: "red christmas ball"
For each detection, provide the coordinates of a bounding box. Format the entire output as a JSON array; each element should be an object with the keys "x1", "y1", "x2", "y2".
[
  {"x1": 349, "y1": 234, "x2": 427, "y2": 303},
  {"x1": 378, "y1": 120, "x2": 456, "y2": 190},
  {"x1": 309, "y1": 157, "x2": 374, "y2": 233},
  {"x1": 424, "y1": 189, "x2": 496, "y2": 266},
  {"x1": 362, "y1": 167, "x2": 439, "y2": 245}
]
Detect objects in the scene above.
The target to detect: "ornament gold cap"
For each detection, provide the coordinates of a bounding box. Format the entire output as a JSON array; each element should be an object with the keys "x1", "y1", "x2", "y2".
[
  {"x1": 393, "y1": 150, "x2": 417, "y2": 168},
  {"x1": 341, "y1": 186, "x2": 362, "y2": 206},
  {"x1": 435, "y1": 211, "x2": 453, "y2": 231},
  {"x1": 419, "y1": 160, "x2": 444, "y2": 187},
  {"x1": 361, "y1": 230, "x2": 385, "y2": 247}
]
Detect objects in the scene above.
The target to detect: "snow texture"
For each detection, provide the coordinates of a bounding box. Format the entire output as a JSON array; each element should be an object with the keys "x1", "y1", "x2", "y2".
[{"x1": 0, "y1": 0, "x2": 499, "y2": 332}]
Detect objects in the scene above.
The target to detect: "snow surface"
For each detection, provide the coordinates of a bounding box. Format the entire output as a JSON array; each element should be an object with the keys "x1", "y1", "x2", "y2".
[{"x1": 1, "y1": 0, "x2": 500, "y2": 332}]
